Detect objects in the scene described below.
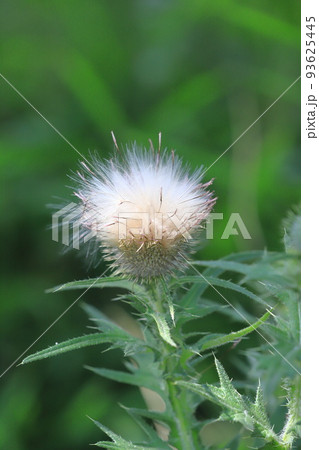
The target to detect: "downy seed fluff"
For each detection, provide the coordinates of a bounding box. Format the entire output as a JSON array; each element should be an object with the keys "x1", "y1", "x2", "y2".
[{"x1": 71, "y1": 143, "x2": 216, "y2": 280}]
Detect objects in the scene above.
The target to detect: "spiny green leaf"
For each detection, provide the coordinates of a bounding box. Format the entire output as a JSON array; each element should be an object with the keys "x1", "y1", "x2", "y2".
[
  {"x1": 213, "y1": 361, "x2": 280, "y2": 441},
  {"x1": 120, "y1": 405, "x2": 172, "y2": 448},
  {"x1": 47, "y1": 276, "x2": 145, "y2": 295},
  {"x1": 121, "y1": 295, "x2": 148, "y2": 314},
  {"x1": 86, "y1": 352, "x2": 171, "y2": 409},
  {"x1": 170, "y1": 276, "x2": 266, "y2": 305},
  {"x1": 178, "y1": 251, "x2": 268, "y2": 309},
  {"x1": 175, "y1": 380, "x2": 213, "y2": 404},
  {"x1": 159, "y1": 279, "x2": 176, "y2": 325},
  {"x1": 85, "y1": 365, "x2": 165, "y2": 396},
  {"x1": 195, "y1": 309, "x2": 271, "y2": 351},
  {"x1": 195, "y1": 257, "x2": 293, "y2": 287},
  {"x1": 280, "y1": 291, "x2": 301, "y2": 338},
  {"x1": 251, "y1": 383, "x2": 272, "y2": 431},
  {"x1": 150, "y1": 312, "x2": 177, "y2": 347},
  {"x1": 240, "y1": 265, "x2": 293, "y2": 287},
  {"x1": 94, "y1": 443, "x2": 149, "y2": 449},
  {"x1": 212, "y1": 358, "x2": 248, "y2": 414},
  {"x1": 21, "y1": 333, "x2": 109, "y2": 364},
  {"x1": 177, "y1": 378, "x2": 253, "y2": 428},
  {"x1": 179, "y1": 268, "x2": 214, "y2": 308},
  {"x1": 193, "y1": 260, "x2": 252, "y2": 275},
  {"x1": 282, "y1": 207, "x2": 301, "y2": 253},
  {"x1": 90, "y1": 417, "x2": 155, "y2": 449},
  {"x1": 119, "y1": 405, "x2": 173, "y2": 426},
  {"x1": 280, "y1": 377, "x2": 301, "y2": 445},
  {"x1": 83, "y1": 303, "x2": 149, "y2": 354},
  {"x1": 219, "y1": 250, "x2": 269, "y2": 262},
  {"x1": 176, "y1": 299, "x2": 228, "y2": 330},
  {"x1": 177, "y1": 360, "x2": 279, "y2": 442}
]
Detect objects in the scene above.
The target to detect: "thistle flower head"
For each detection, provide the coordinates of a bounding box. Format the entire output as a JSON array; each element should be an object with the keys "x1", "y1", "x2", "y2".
[{"x1": 72, "y1": 142, "x2": 216, "y2": 280}]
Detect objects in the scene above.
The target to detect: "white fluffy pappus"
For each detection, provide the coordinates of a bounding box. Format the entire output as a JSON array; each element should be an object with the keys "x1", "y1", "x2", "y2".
[{"x1": 70, "y1": 143, "x2": 217, "y2": 280}]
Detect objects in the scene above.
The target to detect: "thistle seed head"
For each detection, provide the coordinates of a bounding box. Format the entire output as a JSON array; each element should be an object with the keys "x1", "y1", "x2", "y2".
[{"x1": 71, "y1": 143, "x2": 216, "y2": 280}]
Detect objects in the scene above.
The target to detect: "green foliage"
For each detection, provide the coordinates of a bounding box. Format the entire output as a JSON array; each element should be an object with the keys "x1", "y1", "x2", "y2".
[
  {"x1": 149, "y1": 312, "x2": 177, "y2": 348},
  {"x1": 23, "y1": 219, "x2": 301, "y2": 449},
  {"x1": 85, "y1": 351, "x2": 166, "y2": 399},
  {"x1": 195, "y1": 309, "x2": 271, "y2": 351},
  {"x1": 91, "y1": 417, "x2": 160, "y2": 449},
  {"x1": 178, "y1": 358, "x2": 281, "y2": 446},
  {"x1": 21, "y1": 334, "x2": 114, "y2": 364},
  {"x1": 282, "y1": 207, "x2": 301, "y2": 254},
  {"x1": 47, "y1": 277, "x2": 146, "y2": 296},
  {"x1": 280, "y1": 378, "x2": 301, "y2": 446},
  {"x1": 170, "y1": 275, "x2": 267, "y2": 305},
  {"x1": 178, "y1": 356, "x2": 300, "y2": 449}
]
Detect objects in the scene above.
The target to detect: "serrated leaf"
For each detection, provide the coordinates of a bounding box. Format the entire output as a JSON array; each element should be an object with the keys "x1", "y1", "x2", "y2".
[
  {"x1": 176, "y1": 298, "x2": 227, "y2": 329},
  {"x1": 47, "y1": 276, "x2": 145, "y2": 295},
  {"x1": 94, "y1": 442, "x2": 144, "y2": 449},
  {"x1": 212, "y1": 358, "x2": 248, "y2": 413},
  {"x1": 86, "y1": 351, "x2": 171, "y2": 410},
  {"x1": 82, "y1": 303, "x2": 149, "y2": 354},
  {"x1": 170, "y1": 276, "x2": 265, "y2": 305},
  {"x1": 86, "y1": 366, "x2": 164, "y2": 394},
  {"x1": 195, "y1": 309, "x2": 271, "y2": 351},
  {"x1": 282, "y1": 207, "x2": 301, "y2": 253},
  {"x1": 21, "y1": 333, "x2": 109, "y2": 364},
  {"x1": 87, "y1": 317, "x2": 144, "y2": 346},
  {"x1": 219, "y1": 250, "x2": 268, "y2": 262},
  {"x1": 86, "y1": 353, "x2": 169, "y2": 400},
  {"x1": 91, "y1": 418, "x2": 155, "y2": 449},
  {"x1": 176, "y1": 359, "x2": 279, "y2": 442},
  {"x1": 175, "y1": 380, "x2": 212, "y2": 403},
  {"x1": 120, "y1": 405, "x2": 173, "y2": 426},
  {"x1": 280, "y1": 377, "x2": 301, "y2": 445},
  {"x1": 194, "y1": 253, "x2": 293, "y2": 288},
  {"x1": 240, "y1": 264, "x2": 293, "y2": 287},
  {"x1": 159, "y1": 279, "x2": 176, "y2": 325},
  {"x1": 95, "y1": 443, "x2": 152, "y2": 450},
  {"x1": 263, "y1": 323, "x2": 289, "y2": 341},
  {"x1": 193, "y1": 260, "x2": 252, "y2": 275},
  {"x1": 150, "y1": 313, "x2": 177, "y2": 347},
  {"x1": 178, "y1": 258, "x2": 246, "y2": 309},
  {"x1": 179, "y1": 268, "x2": 215, "y2": 308},
  {"x1": 188, "y1": 299, "x2": 228, "y2": 317},
  {"x1": 178, "y1": 249, "x2": 267, "y2": 309},
  {"x1": 120, "y1": 405, "x2": 172, "y2": 449},
  {"x1": 252, "y1": 383, "x2": 272, "y2": 431}
]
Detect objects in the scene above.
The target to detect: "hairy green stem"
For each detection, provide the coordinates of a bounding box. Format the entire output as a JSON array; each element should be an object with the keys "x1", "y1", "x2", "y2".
[
  {"x1": 148, "y1": 281, "x2": 199, "y2": 449},
  {"x1": 148, "y1": 281, "x2": 164, "y2": 313},
  {"x1": 168, "y1": 380, "x2": 196, "y2": 450}
]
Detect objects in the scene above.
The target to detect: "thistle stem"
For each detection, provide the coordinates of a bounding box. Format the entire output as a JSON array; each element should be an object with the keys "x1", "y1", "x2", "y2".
[
  {"x1": 148, "y1": 281, "x2": 164, "y2": 313},
  {"x1": 148, "y1": 281, "x2": 199, "y2": 450},
  {"x1": 168, "y1": 380, "x2": 196, "y2": 450}
]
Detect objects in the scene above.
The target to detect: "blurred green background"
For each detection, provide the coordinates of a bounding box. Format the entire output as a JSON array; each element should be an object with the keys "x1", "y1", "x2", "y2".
[{"x1": 0, "y1": 1, "x2": 300, "y2": 449}]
